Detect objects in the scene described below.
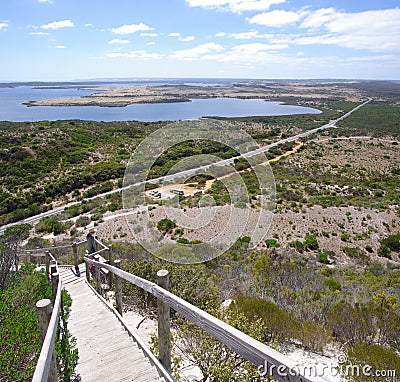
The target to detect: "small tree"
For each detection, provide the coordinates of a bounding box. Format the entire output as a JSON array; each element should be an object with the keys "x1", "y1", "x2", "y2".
[
  {"x1": 0, "y1": 224, "x2": 31, "y2": 290},
  {"x1": 304, "y1": 233, "x2": 319, "y2": 251},
  {"x1": 156, "y1": 218, "x2": 176, "y2": 234}
]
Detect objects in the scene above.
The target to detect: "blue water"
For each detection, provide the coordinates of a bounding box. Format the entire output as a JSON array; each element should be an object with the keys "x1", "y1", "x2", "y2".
[{"x1": 0, "y1": 85, "x2": 321, "y2": 122}]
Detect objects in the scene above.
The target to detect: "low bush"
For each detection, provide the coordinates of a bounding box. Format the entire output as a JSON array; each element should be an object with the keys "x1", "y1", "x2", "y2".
[
  {"x1": 344, "y1": 343, "x2": 400, "y2": 381},
  {"x1": 75, "y1": 215, "x2": 91, "y2": 227},
  {"x1": 157, "y1": 218, "x2": 176, "y2": 234},
  {"x1": 0, "y1": 265, "x2": 77, "y2": 380}
]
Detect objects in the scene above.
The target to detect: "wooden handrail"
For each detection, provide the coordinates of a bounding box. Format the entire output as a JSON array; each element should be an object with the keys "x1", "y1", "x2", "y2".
[
  {"x1": 32, "y1": 253, "x2": 62, "y2": 382},
  {"x1": 84, "y1": 274, "x2": 176, "y2": 382},
  {"x1": 23, "y1": 238, "x2": 333, "y2": 381},
  {"x1": 85, "y1": 258, "x2": 332, "y2": 382}
]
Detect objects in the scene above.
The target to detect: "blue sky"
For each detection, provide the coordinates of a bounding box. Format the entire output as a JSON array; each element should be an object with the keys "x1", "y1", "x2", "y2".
[{"x1": 1, "y1": 0, "x2": 399, "y2": 81}]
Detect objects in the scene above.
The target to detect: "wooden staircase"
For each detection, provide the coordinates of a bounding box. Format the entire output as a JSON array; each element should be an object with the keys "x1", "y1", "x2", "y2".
[{"x1": 59, "y1": 266, "x2": 168, "y2": 382}]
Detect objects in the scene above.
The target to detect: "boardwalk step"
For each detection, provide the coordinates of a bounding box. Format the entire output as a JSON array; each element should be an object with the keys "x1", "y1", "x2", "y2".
[{"x1": 60, "y1": 269, "x2": 167, "y2": 382}]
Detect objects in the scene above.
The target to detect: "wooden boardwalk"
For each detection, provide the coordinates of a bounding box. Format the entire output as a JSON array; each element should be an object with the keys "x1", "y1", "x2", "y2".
[{"x1": 59, "y1": 266, "x2": 166, "y2": 382}]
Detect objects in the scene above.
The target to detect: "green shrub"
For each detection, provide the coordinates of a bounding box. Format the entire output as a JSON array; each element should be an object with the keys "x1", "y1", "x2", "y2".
[
  {"x1": 304, "y1": 234, "x2": 319, "y2": 251},
  {"x1": 264, "y1": 239, "x2": 278, "y2": 248},
  {"x1": 0, "y1": 265, "x2": 77, "y2": 381},
  {"x1": 233, "y1": 295, "x2": 297, "y2": 344},
  {"x1": 157, "y1": 218, "x2": 176, "y2": 233},
  {"x1": 75, "y1": 215, "x2": 91, "y2": 227},
  {"x1": 318, "y1": 252, "x2": 331, "y2": 264},
  {"x1": 342, "y1": 246, "x2": 368, "y2": 261},
  {"x1": 378, "y1": 245, "x2": 392, "y2": 259},
  {"x1": 341, "y1": 232, "x2": 351, "y2": 242},
  {"x1": 108, "y1": 203, "x2": 120, "y2": 212},
  {"x1": 327, "y1": 302, "x2": 374, "y2": 345},
  {"x1": 380, "y1": 233, "x2": 400, "y2": 252},
  {"x1": 90, "y1": 212, "x2": 103, "y2": 221},
  {"x1": 35, "y1": 216, "x2": 66, "y2": 235},
  {"x1": 365, "y1": 245, "x2": 373, "y2": 253},
  {"x1": 344, "y1": 343, "x2": 400, "y2": 381},
  {"x1": 297, "y1": 321, "x2": 332, "y2": 353},
  {"x1": 234, "y1": 201, "x2": 247, "y2": 209},
  {"x1": 177, "y1": 237, "x2": 190, "y2": 244},
  {"x1": 289, "y1": 240, "x2": 304, "y2": 252},
  {"x1": 323, "y1": 277, "x2": 341, "y2": 291}
]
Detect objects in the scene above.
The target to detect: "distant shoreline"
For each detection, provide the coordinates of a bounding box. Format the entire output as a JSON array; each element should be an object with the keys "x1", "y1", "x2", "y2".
[{"x1": 21, "y1": 82, "x2": 363, "y2": 108}]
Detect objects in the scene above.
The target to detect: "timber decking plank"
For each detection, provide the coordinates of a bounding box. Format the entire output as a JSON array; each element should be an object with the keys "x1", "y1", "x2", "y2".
[{"x1": 60, "y1": 269, "x2": 163, "y2": 382}]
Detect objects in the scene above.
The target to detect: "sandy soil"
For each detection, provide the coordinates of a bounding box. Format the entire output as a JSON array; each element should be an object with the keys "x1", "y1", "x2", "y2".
[{"x1": 82, "y1": 202, "x2": 400, "y2": 267}]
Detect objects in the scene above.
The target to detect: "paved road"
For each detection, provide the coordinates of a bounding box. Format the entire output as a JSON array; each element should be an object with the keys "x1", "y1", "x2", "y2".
[{"x1": 0, "y1": 98, "x2": 371, "y2": 234}]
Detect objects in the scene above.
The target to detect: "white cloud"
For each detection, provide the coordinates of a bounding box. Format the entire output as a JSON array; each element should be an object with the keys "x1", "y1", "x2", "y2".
[
  {"x1": 247, "y1": 10, "x2": 304, "y2": 27},
  {"x1": 167, "y1": 32, "x2": 196, "y2": 41},
  {"x1": 0, "y1": 22, "x2": 9, "y2": 31},
  {"x1": 38, "y1": 0, "x2": 53, "y2": 3},
  {"x1": 30, "y1": 31, "x2": 49, "y2": 35},
  {"x1": 111, "y1": 23, "x2": 153, "y2": 35},
  {"x1": 108, "y1": 39, "x2": 130, "y2": 44},
  {"x1": 216, "y1": 30, "x2": 274, "y2": 40},
  {"x1": 169, "y1": 40, "x2": 288, "y2": 63},
  {"x1": 106, "y1": 50, "x2": 163, "y2": 60},
  {"x1": 169, "y1": 42, "x2": 224, "y2": 60},
  {"x1": 231, "y1": 0, "x2": 286, "y2": 13},
  {"x1": 41, "y1": 20, "x2": 74, "y2": 30},
  {"x1": 186, "y1": 0, "x2": 286, "y2": 13},
  {"x1": 327, "y1": 8, "x2": 400, "y2": 36},
  {"x1": 202, "y1": 43, "x2": 289, "y2": 62},
  {"x1": 232, "y1": 42, "x2": 287, "y2": 52},
  {"x1": 147, "y1": 41, "x2": 156, "y2": 45},
  {"x1": 85, "y1": 23, "x2": 93, "y2": 28},
  {"x1": 300, "y1": 8, "x2": 336, "y2": 29},
  {"x1": 167, "y1": 41, "x2": 289, "y2": 63},
  {"x1": 297, "y1": 7, "x2": 400, "y2": 52},
  {"x1": 141, "y1": 32, "x2": 158, "y2": 37},
  {"x1": 168, "y1": 33, "x2": 195, "y2": 41},
  {"x1": 180, "y1": 35, "x2": 196, "y2": 41},
  {"x1": 54, "y1": 45, "x2": 66, "y2": 49}
]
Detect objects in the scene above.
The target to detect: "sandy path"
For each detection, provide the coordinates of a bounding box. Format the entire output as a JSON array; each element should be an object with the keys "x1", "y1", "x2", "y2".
[{"x1": 146, "y1": 142, "x2": 303, "y2": 200}]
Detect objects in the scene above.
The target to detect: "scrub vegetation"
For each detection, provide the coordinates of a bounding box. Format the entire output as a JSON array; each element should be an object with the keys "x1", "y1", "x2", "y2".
[{"x1": 1, "y1": 82, "x2": 400, "y2": 380}]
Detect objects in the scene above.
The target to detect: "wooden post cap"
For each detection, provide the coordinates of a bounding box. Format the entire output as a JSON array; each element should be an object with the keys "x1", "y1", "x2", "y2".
[
  {"x1": 36, "y1": 299, "x2": 51, "y2": 309},
  {"x1": 157, "y1": 269, "x2": 169, "y2": 278}
]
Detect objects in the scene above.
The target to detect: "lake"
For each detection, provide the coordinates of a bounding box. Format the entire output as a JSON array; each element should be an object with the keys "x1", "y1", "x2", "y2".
[{"x1": 0, "y1": 84, "x2": 321, "y2": 122}]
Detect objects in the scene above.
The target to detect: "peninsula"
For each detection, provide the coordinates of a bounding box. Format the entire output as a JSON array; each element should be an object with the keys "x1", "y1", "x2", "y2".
[{"x1": 23, "y1": 81, "x2": 366, "y2": 107}]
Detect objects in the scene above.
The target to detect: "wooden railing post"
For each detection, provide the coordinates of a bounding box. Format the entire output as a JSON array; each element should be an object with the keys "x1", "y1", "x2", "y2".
[
  {"x1": 51, "y1": 272, "x2": 59, "y2": 304},
  {"x1": 114, "y1": 259, "x2": 123, "y2": 316},
  {"x1": 157, "y1": 269, "x2": 171, "y2": 372},
  {"x1": 73, "y1": 242, "x2": 80, "y2": 276},
  {"x1": 50, "y1": 263, "x2": 57, "y2": 277},
  {"x1": 107, "y1": 245, "x2": 113, "y2": 288},
  {"x1": 85, "y1": 253, "x2": 90, "y2": 282},
  {"x1": 45, "y1": 251, "x2": 50, "y2": 280},
  {"x1": 36, "y1": 299, "x2": 58, "y2": 382},
  {"x1": 94, "y1": 255, "x2": 101, "y2": 293}
]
